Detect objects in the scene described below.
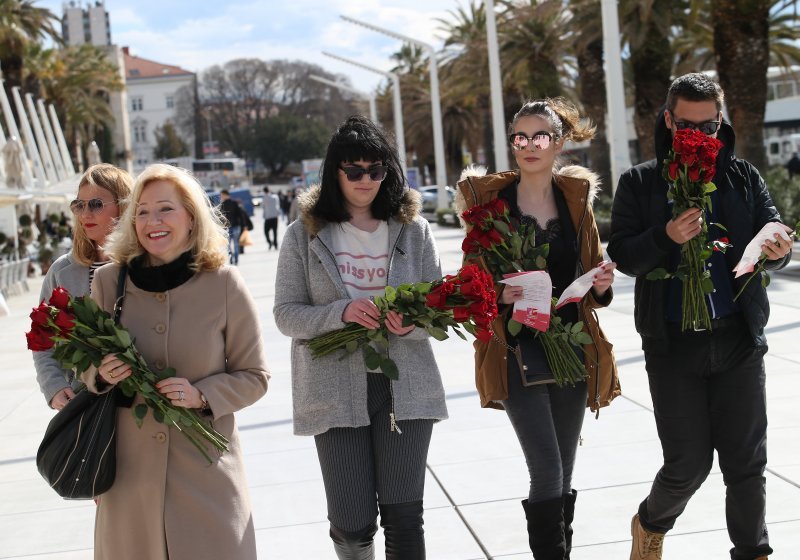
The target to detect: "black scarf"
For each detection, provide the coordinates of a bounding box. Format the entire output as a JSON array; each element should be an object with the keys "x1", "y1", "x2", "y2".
[{"x1": 128, "y1": 250, "x2": 195, "y2": 292}]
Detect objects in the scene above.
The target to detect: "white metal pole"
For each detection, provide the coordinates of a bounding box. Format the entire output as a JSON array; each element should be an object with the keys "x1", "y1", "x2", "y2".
[
  {"x1": 37, "y1": 99, "x2": 67, "y2": 181},
  {"x1": 26, "y1": 93, "x2": 58, "y2": 184},
  {"x1": 0, "y1": 79, "x2": 35, "y2": 188},
  {"x1": 485, "y1": 0, "x2": 509, "y2": 172},
  {"x1": 368, "y1": 97, "x2": 378, "y2": 124},
  {"x1": 12, "y1": 87, "x2": 47, "y2": 188},
  {"x1": 600, "y1": 0, "x2": 631, "y2": 193},
  {"x1": 321, "y1": 53, "x2": 407, "y2": 175},
  {"x1": 339, "y1": 15, "x2": 446, "y2": 202},
  {"x1": 49, "y1": 104, "x2": 75, "y2": 176}
]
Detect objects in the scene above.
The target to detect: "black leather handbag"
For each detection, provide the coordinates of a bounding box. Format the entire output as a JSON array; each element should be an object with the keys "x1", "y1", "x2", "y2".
[{"x1": 36, "y1": 266, "x2": 128, "y2": 499}]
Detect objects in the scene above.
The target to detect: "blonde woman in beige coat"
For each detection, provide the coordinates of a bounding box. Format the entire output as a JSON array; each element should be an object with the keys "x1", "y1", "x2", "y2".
[{"x1": 80, "y1": 163, "x2": 269, "y2": 560}]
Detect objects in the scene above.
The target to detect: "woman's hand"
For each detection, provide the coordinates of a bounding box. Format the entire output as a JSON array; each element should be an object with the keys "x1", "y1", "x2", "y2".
[
  {"x1": 342, "y1": 298, "x2": 381, "y2": 329},
  {"x1": 155, "y1": 377, "x2": 203, "y2": 409},
  {"x1": 98, "y1": 353, "x2": 133, "y2": 385},
  {"x1": 385, "y1": 310, "x2": 415, "y2": 336},
  {"x1": 592, "y1": 261, "x2": 617, "y2": 297},
  {"x1": 500, "y1": 285, "x2": 524, "y2": 305},
  {"x1": 50, "y1": 387, "x2": 75, "y2": 410}
]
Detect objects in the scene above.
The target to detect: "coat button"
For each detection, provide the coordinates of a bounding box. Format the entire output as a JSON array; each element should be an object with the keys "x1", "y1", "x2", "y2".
[
  {"x1": 155, "y1": 293, "x2": 166, "y2": 302},
  {"x1": 155, "y1": 360, "x2": 165, "y2": 370},
  {"x1": 155, "y1": 432, "x2": 167, "y2": 443},
  {"x1": 155, "y1": 323, "x2": 166, "y2": 334}
]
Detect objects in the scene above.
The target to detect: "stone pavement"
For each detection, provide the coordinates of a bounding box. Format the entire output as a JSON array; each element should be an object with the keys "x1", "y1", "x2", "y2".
[{"x1": 1, "y1": 214, "x2": 798, "y2": 559}]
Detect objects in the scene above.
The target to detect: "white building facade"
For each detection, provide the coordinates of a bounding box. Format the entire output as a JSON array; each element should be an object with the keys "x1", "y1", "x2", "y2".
[{"x1": 123, "y1": 48, "x2": 195, "y2": 172}]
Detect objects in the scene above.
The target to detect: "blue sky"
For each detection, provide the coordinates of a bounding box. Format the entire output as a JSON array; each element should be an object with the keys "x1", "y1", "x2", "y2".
[{"x1": 37, "y1": 0, "x2": 461, "y2": 93}]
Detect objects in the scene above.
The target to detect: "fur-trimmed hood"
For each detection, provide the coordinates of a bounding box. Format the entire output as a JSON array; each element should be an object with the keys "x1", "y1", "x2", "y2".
[
  {"x1": 454, "y1": 164, "x2": 602, "y2": 222},
  {"x1": 297, "y1": 184, "x2": 422, "y2": 236}
]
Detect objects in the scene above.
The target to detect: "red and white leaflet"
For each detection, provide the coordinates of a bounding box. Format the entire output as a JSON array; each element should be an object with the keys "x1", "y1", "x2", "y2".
[
  {"x1": 500, "y1": 271, "x2": 552, "y2": 332},
  {"x1": 555, "y1": 261, "x2": 609, "y2": 309},
  {"x1": 732, "y1": 222, "x2": 793, "y2": 278}
]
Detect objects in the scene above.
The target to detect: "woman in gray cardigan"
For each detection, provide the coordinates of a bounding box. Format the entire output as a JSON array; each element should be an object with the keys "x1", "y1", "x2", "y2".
[
  {"x1": 274, "y1": 116, "x2": 447, "y2": 560},
  {"x1": 32, "y1": 164, "x2": 133, "y2": 409}
]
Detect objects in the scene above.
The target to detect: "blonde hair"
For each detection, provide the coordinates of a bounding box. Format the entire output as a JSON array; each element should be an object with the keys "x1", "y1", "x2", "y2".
[
  {"x1": 71, "y1": 164, "x2": 134, "y2": 266},
  {"x1": 103, "y1": 163, "x2": 229, "y2": 271},
  {"x1": 510, "y1": 97, "x2": 596, "y2": 143}
]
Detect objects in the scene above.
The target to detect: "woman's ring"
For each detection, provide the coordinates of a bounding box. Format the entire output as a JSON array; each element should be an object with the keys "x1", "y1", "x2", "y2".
[{"x1": 179, "y1": 390, "x2": 184, "y2": 401}]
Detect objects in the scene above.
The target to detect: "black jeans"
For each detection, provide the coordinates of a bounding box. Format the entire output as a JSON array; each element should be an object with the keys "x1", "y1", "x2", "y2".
[
  {"x1": 639, "y1": 321, "x2": 771, "y2": 560},
  {"x1": 264, "y1": 217, "x2": 278, "y2": 248}
]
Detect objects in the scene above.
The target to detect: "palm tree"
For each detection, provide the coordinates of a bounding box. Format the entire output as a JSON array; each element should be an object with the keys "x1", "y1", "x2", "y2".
[{"x1": 0, "y1": 0, "x2": 60, "y2": 90}]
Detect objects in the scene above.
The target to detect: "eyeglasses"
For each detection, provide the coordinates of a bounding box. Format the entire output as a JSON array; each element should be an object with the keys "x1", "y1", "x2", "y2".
[
  {"x1": 508, "y1": 131, "x2": 554, "y2": 151},
  {"x1": 339, "y1": 164, "x2": 388, "y2": 182},
  {"x1": 70, "y1": 198, "x2": 116, "y2": 214},
  {"x1": 671, "y1": 118, "x2": 721, "y2": 135}
]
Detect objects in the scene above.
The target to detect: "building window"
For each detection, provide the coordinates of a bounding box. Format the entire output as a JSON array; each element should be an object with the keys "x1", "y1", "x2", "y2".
[
  {"x1": 133, "y1": 124, "x2": 147, "y2": 143},
  {"x1": 131, "y1": 97, "x2": 143, "y2": 112},
  {"x1": 166, "y1": 96, "x2": 174, "y2": 109}
]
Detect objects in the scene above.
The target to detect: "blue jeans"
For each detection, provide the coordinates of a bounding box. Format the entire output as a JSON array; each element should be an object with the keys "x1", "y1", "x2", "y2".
[{"x1": 228, "y1": 225, "x2": 241, "y2": 264}]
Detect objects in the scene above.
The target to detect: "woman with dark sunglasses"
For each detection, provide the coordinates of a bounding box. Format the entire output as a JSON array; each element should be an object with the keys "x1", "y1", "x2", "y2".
[
  {"x1": 274, "y1": 115, "x2": 447, "y2": 560},
  {"x1": 32, "y1": 163, "x2": 133, "y2": 410},
  {"x1": 455, "y1": 98, "x2": 620, "y2": 559}
]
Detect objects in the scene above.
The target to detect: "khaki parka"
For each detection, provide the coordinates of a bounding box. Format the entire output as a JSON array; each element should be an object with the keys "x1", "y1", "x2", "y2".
[{"x1": 455, "y1": 165, "x2": 620, "y2": 413}]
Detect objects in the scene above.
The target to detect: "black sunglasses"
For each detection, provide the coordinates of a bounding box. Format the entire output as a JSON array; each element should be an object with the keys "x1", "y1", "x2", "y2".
[
  {"x1": 672, "y1": 119, "x2": 721, "y2": 135},
  {"x1": 508, "y1": 131, "x2": 554, "y2": 151},
  {"x1": 339, "y1": 164, "x2": 388, "y2": 182},
  {"x1": 70, "y1": 198, "x2": 116, "y2": 214}
]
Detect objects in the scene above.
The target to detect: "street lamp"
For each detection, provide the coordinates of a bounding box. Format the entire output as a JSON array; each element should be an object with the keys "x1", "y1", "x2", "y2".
[
  {"x1": 309, "y1": 74, "x2": 378, "y2": 124},
  {"x1": 322, "y1": 52, "x2": 407, "y2": 175},
  {"x1": 601, "y1": 0, "x2": 631, "y2": 193},
  {"x1": 485, "y1": 0, "x2": 509, "y2": 173},
  {"x1": 340, "y1": 15, "x2": 448, "y2": 208}
]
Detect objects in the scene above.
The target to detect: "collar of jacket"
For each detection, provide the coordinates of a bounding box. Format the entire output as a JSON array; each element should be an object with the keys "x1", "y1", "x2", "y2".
[{"x1": 297, "y1": 184, "x2": 422, "y2": 237}]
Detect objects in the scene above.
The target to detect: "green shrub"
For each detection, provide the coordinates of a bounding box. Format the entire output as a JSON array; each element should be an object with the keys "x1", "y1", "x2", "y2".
[
  {"x1": 436, "y1": 208, "x2": 461, "y2": 227},
  {"x1": 765, "y1": 166, "x2": 800, "y2": 228}
]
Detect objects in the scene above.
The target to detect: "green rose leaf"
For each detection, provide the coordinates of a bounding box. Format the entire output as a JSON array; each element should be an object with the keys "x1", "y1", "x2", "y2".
[
  {"x1": 646, "y1": 268, "x2": 671, "y2": 281},
  {"x1": 426, "y1": 327, "x2": 449, "y2": 341},
  {"x1": 133, "y1": 404, "x2": 148, "y2": 428},
  {"x1": 364, "y1": 347, "x2": 382, "y2": 370},
  {"x1": 573, "y1": 332, "x2": 593, "y2": 345},
  {"x1": 762, "y1": 274, "x2": 771, "y2": 288},
  {"x1": 507, "y1": 319, "x2": 523, "y2": 336},
  {"x1": 380, "y1": 358, "x2": 400, "y2": 380},
  {"x1": 384, "y1": 285, "x2": 397, "y2": 302},
  {"x1": 345, "y1": 340, "x2": 359, "y2": 353}
]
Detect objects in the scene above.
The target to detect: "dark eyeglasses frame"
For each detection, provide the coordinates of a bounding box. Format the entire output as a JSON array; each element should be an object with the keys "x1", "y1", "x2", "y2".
[
  {"x1": 70, "y1": 198, "x2": 116, "y2": 214},
  {"x1": 672, "y1": 119, "x2": 722, "y2": 135},
  {"x1": 508, "y1": 131, "x2": 554, "y2": 151},
  {"x1": 339, "y1": 164, "x2": 389, "y2": 182}
]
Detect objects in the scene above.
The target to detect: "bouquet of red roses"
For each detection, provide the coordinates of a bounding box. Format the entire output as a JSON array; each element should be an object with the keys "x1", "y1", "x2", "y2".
[
  {"x1": 462, "y1": 198, "x2": 589, "y2": 386},
  {"x1": 307, "y1": 264, "x2": 497, "y2": 379},
  {"x1": 646, "y1": 128, "x2": 725, "y2": 331},
  {"x1": 27, "y1": 287, "x2": 228, "y2": 463}
]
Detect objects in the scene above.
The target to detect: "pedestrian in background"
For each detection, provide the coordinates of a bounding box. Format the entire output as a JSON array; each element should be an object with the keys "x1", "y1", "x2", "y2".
[
  {"x1": 219, "y1": 189, "x2": 246, "y2": 264},
  {"x1": 33, "y1": 163, "x2": 133, "y2": 410},
  {"x1": 608, "y1": 72, "x2": 793, "y2": 560},
  {"x1": 455, "y1": 98, "x2": 619, "y2": 560},
  {"x1": 83, "y1": 163, "x2": 269, "y2": 560},
  {"x1": 262, "y1": 186, "x2": 281, "y2": 249},
  {"x1": 274, "y1": 115, "x2": 447, "y2": 560}
]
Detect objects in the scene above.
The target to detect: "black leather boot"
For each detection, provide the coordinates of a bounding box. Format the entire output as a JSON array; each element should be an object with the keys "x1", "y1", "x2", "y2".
[
  {"x1": 379, "y1": 500, "x2": 426, "y2": 560},
  {"x1": 330, "y1": 520, "x2": 377, "y2": 560},
  {"x1": 563, "y1": 490, "x2": 577, "y2": 559},
  {"x1": 521, "y1": 497, "x2": 566, "y2": 560}
]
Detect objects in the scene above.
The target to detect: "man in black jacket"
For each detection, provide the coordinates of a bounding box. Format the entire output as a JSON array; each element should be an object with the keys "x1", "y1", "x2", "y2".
[
  {"x1": 219, "y1": 189, "x2": 245, "y2": 265},
  {"x1": 608, "y1": 73, "x2": 793, "y2": 560}
]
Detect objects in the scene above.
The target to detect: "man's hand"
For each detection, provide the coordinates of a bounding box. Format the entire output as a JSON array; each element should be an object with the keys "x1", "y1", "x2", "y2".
[
  {"x1": 762, "y1": 230, "x2": 794, "y2": 261},
  {"x1": 666, "y1": 208, "x2": 703, "y2": 244}
]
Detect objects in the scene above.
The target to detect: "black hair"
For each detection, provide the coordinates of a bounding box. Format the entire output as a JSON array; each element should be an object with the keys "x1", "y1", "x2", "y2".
[
  {"x1": 666, "y1": 73, "x2": 725, "y2": 112},
  {"x1": 313, "y1": 115, "x2": 406, "y2": 223}
]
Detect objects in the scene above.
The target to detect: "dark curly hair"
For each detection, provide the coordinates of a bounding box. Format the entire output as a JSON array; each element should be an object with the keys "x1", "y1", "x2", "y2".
[
  {"x1": 666, "y1": 73, "x2": 724, "y2": 112},
  {"x1": 312, "y1": 115, "x2": 406, "y2": 223}
]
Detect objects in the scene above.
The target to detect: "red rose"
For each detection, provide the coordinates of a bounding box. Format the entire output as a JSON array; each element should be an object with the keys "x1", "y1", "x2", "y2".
[
  {"x1": 667, "y1": 161, "x2": 680, "y2": 181},
  {"x1": 703, "y1": 166, "x2": 716, "y2": 182},
  {"x1": 48, "y1": 287, "x2": 71, "y2": 310},
  {"x1": 29, "y1": 302, "x2": 51, "y2": 328},
  {"x1": 426, "y1": 287, "x2": 446, "y2": 309},
  {"x1": 687, "y1": 166, "x2": 701, "y2": 182},
  {"x1": 474, "y1": 326, "x2": 492, "y2": 343},
  {"x1": 468, "y1": 301, "x2": 488, "y2": 315},
  {"x1": 26, "y1": 326, "x2": 55, "y2": 351},
  {"x1": 487, "y1": 228, "x2": 504, "y2": 245},
  {"x1": 462, "y1": 236, "x2": 480, "y2": 254},
  {"x1": 453, "y1": 307, "x2": 471, "y2": 322},
  {"x1": 53, "y1": 310, "x2": 76, "y2": 333},
  {"x1": 489, "y1": 198, "x2": 509, "y2": 216},
  {"x1": 459, "y1": 265, "x2": 478, "y2": 282}
]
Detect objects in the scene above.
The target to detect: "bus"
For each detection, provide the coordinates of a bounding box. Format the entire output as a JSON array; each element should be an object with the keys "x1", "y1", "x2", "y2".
[{"x1": 163, "y1": 157, "x2": 247, "y2": 189}]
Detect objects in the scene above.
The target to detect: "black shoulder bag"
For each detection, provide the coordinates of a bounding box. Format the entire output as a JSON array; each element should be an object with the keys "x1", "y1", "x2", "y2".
[{"x1": 36, "y1": 266, "x2": 130, "y2": 499}]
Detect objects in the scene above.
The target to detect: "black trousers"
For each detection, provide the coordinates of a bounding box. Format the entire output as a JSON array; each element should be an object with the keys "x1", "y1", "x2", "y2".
[
  {"x1": 264, "y1": 217, "x2": 278, "y2": 248},
  {"x1": 639, "y1": 321, "x2": 772, "y2": 560}
]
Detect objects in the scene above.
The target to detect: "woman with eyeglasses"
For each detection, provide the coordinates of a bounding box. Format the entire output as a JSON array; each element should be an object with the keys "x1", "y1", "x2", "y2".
[
  {"x1": 33, "y1": 163, "x2": 133, "y2": 410},
  {"x1": 79, "y1": 163, "x2": 268, "y2": 560},
  {"x1": 454, "y1": 98, "x2": 620, "y2": 559},
  {"x1": 274, "y1": 115, "x2": 447, "y2": 560}
]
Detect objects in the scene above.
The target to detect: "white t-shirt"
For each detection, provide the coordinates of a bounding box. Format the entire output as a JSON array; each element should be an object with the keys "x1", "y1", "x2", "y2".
[{"x1": 330, "y1": 221, "x2": 389, "y2": 299}]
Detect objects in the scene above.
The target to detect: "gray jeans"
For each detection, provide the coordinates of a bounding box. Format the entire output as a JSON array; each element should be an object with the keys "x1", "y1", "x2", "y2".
[{"x1": 503, "y1": 346, "x2": 588, "y2": 503}]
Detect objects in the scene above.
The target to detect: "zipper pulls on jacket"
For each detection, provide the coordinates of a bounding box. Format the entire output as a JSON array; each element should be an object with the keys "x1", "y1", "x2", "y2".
[{"x1": 389, "y1": 412, "x2": 403, "y2": 434}]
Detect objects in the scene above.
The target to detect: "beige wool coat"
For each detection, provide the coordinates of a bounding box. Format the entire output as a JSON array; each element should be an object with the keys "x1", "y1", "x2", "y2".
[{"x1": 82, "y1": 263, "x2": 269, "y2": 560}]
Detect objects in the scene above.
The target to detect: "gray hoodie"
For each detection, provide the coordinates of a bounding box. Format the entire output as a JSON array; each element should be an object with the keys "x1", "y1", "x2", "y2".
[{"x1": 273, "y1": 187, "x2": 448, "y2": 436}]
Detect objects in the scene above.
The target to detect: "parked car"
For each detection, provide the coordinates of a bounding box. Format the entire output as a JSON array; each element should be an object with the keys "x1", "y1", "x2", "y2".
[{"x1": 419, "y1": 185, "x2": 455, "y2": 217}]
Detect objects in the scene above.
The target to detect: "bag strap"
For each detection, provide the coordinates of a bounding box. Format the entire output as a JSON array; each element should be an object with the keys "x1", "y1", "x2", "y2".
[{"x1": 112, "y1": 265, "x2": 127, "y2": 325}]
